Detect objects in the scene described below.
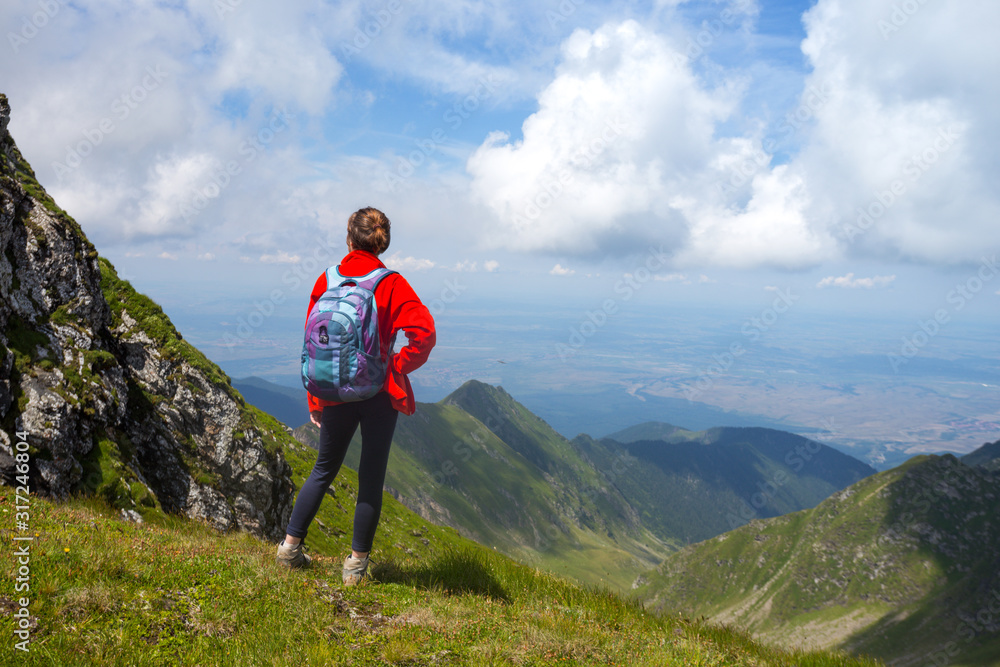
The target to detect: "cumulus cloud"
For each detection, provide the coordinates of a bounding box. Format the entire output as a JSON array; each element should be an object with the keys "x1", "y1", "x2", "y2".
[
  {"x1": 795, "y1": 0, "x2": 1000, "y2": 263},
  {"x1": 483, "y1": 260, "x2": 500, "y2": 272},
  {"x1": 467, "y1": 19, "x2": 832, "y2": 267},
  {"x1": 2, "y1": 0, "x2": 340, "y2": 248},
  {"x1": 383, "y1": 253, "x2": 436, "y2": 271},
  {"x1": 550, "y1": 264, "x2": 575, "y2": 276},
  {"x1": 817, "y1": 273, "x2": 896, "y2": 289},
  {"x1": 468, "y1": 2, "x2": 1000, "y2": 267}
]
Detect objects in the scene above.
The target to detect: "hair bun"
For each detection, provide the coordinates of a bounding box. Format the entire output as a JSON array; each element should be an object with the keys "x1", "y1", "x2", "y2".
[{"x1": 347, "y1": 207, "x2": 391, "y2": 255}]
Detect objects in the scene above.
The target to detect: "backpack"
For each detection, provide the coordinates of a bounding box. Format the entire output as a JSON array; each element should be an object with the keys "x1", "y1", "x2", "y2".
[{"x1": 301, "y1": 266, "x2": 397, "y2": 402}]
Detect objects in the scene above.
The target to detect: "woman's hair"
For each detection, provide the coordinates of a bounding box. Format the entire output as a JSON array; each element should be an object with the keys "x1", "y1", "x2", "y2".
[{"x1": 347, "y1": 207, "x2": 391, "y2": 255}]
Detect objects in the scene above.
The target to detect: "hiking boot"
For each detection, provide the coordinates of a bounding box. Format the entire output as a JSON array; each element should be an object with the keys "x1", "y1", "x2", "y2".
[
  {"x1": 342, "y1": 554, "x2": 370, "y2": 586},
  {"x1": 276, "y1": 540, "x2": 311, "y2": 569}
]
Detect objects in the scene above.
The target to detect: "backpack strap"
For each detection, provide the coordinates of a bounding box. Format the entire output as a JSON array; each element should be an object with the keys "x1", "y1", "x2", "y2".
[{"x1": 333, "y1": 266, "x2": 397, "y2": 292}]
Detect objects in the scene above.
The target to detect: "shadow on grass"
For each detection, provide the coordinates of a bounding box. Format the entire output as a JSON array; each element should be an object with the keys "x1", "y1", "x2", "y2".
[{"x1": 373, "y1": 548, "x2": 511, "y2": 603}]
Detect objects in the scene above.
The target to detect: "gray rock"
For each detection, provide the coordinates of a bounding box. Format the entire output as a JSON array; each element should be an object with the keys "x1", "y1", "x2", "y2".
[{"x1": 0, "y1": 93, "x2": 294, "y2": 540}]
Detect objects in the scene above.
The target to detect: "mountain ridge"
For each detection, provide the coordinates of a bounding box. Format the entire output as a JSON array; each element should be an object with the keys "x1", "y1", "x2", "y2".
[
  {"x1": 0, "y1": 92, "x2": 293, "y2": 539},
  {"x1": 290, "y1": 378, "x2": 877, "y2": 590},
  {"x1": 634, "y1": 453, "x2": 1000, "y2": 665}
]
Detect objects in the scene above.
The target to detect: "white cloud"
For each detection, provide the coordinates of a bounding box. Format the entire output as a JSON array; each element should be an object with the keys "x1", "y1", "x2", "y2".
[
  {"x1": 796, "y1": 0, "x2": 1000, "y2": 263},
  {"x1": 206, "y1": 5, "x2": 343, "y2": 116},
  {"x1": 483, "y1": 260, "x2": 499, "y2": 272},
  {"x1": 159, "y1": 252, "x2": 177, "y2": 261},
  {"x1": 383, "y1": 253, "x2": 436, "y2": 271},
  {"x1": 131, "y1": 153, "x2": 217, "y2": 238},
  {"x1": 452, "y1": 260, "x2": 478, "y2": 272},
  {"x1": 259, "y1": 251, "x2": 301, "y2": 264},
  {"x1": 817, "y1": 273, "x2": 896, "y2": 289},
  {"x1": 467, "y1": 3, "x2": 1000, "y2": 267},
  {"x1": 550, "y1": 263, "x2": 575, "y2": 276},
  {"x1": 197, "y1": 253, "x2": 216, "y2": 261},
  {"x1": 467, "y1": 20, "x2": 832, "y2": 267},
  {"x1": 3, "y1": 0, "x2": 338, "y2": 250},
  {"x1": 6, "y1": 0, "x2": 998, "y2": 276},
  {"x1": 654, "y1": 273, "x2": 687, "y2": 283}
]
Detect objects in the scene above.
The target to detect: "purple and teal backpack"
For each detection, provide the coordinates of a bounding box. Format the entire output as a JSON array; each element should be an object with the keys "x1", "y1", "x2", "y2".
[{"x1": 301, "y1": 266, "x2": 396, "y2": 402}]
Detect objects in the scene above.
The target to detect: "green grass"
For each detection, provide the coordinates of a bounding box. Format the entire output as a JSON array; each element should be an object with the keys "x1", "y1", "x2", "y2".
[
  {"x1": 97, "y1": 257, "x2": 232, "y2": 392},
  {"x1": 634, "y1": 455, "x2": 1000, "y2": 665},
  {"x1": 0, "y1": 486, "x2": 882, "y2": 666}
]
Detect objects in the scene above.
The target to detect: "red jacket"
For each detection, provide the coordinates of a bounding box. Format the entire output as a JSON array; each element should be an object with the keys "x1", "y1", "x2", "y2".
[{"x1": 305, "y1": 250, "x2": 436, "y2": 416}]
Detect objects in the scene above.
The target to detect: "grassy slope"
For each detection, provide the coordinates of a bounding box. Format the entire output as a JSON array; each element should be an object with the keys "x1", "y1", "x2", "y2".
[
  {"x1": 635, "y1": 455, "x2": 1000, "y2": 666},
  {"x1": 290, "y1": 387, "x2": 876, "y2": 594},
  {"x1": 298, "y1": 397, "x2": 670, "y2": 592},
  {"x1": 573, "y1": 426, "x2": 875, "y2": 546},
  {"x1": 440, "y1": 381, "x2": 677, "y2": 587},
  {"x1": 0, "y1": 485, "x2": 883, "y2": 667}
]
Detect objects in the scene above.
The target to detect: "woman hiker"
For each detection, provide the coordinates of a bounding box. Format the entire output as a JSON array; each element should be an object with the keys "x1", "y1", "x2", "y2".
[{"x1": 276, "y1": 207, "x2": 436, "y2": 585}]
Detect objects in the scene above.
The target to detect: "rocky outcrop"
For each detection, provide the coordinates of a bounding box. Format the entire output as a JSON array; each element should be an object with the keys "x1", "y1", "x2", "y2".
[{"x1": 0, "y1": 93, "x2": 294, "y2": 540}]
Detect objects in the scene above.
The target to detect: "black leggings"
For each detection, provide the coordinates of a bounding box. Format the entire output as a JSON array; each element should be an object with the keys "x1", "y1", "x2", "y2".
[{"x1": 284, "y1": 391, "x2": 399, "y2": 552}]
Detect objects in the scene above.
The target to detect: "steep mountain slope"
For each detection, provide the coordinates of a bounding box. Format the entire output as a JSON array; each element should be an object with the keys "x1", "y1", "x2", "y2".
[
  {"x1": 296, "y1": 383, "x2": 672, "y2": 591},
  {"x1": 0, "y1": 93, "x2": 293, "y2": 539},
  {"x1": 574, "y1": 425, "x2": 876, "y2": 544},
  {"x1": 635, "y1": 454, "x2": 1000, "y2": 666},
  {"x1": 962, "y1": 439, "x2": 1000, "y2": 472}
]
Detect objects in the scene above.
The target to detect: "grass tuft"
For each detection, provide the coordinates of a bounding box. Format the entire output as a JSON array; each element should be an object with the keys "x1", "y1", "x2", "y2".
[{"x1": 0, "y1": 486, "x2": 884, "y2": 666}]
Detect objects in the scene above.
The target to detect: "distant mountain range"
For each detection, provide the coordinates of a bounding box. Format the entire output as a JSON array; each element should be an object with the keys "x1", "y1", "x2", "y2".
[
  {"x1": 634, "y1": 448, "x2": 1000, "y2": 666},
  {"x1": 233, "y1": 376, "x2": 309, "y2": 429},
  {"x1": 962, "y1": 439, "x2": 1000, "y2": 472},
  {"x1": 241, "y1": 375, "x2": 876, "y2": 589}
]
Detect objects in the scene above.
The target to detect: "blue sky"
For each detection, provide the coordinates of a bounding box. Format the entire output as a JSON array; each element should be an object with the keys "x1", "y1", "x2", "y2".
[{"x1": 2, "y1": 0, "x2": 998, "y2": 381}]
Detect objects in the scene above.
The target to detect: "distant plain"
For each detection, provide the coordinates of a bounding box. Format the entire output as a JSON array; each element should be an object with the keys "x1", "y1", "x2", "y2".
[{"x1": 168, "y1": 294, "x2": 1000, "y2": 471}]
